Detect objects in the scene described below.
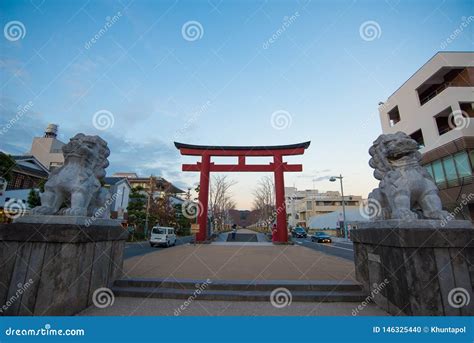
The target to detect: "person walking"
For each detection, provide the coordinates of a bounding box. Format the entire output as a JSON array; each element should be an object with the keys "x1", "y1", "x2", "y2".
[
  {"x1": 231, "y1": 224, "x2": 237, "y2": 240},
  {"x1": 271, "y1": 223, "x2": 277, "y2": 240}
]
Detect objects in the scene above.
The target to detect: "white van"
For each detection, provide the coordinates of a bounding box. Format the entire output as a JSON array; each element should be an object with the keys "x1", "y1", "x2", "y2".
[{"x1": 150, "y1": 226, "x2": 176, "y2": 248}]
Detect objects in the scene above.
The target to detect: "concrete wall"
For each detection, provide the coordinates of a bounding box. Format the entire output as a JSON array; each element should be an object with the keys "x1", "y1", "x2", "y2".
[
  {"x1": 351, "y1": 220, "x2": 474, "y2": 316},
  {"x1": 0, "y1": 223, "x2": 127, "y2": 316}
]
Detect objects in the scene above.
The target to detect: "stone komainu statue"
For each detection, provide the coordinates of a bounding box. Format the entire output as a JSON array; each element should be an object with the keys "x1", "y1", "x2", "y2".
[
  {"x1": 32, "y1": 133, "x2": 111, "y2": 217},
  {"x1": 368, "y1": 131, "x2": 448, "y2": 220}
]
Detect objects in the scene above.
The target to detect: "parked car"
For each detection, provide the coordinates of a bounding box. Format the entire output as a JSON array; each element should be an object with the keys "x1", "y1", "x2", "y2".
[
  {"x1": 311, "y1": 232, "x2": 332, "y2": 243},
  {"x1": 291, "y1": 227, "x2": 307, "y2": 238},
  {"x1": 150, "y1": 226, "x2": 177, "y2": 247}
]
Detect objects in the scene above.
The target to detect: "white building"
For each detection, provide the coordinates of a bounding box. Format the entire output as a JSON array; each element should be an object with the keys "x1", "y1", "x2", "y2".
[
  {"x1": 378, "y1": 51, "x2": 474, "y2": 218},
  {"x1": 307, "y1": 208, "x2": 368, "y2": 230},
  {"x1": 285, "y1": 187, "x2": 363, "y2": 228},
  {"x1": 103, "y1": 177, "x2": 132, "y2": 221}
]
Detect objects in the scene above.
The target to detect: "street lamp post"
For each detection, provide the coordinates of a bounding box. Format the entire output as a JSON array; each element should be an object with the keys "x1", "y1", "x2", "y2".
[{"x1": 329, "y1": 174, "x2": 347, "y2": 240}]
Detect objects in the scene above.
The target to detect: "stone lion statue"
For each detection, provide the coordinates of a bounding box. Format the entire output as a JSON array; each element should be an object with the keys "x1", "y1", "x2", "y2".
[
  {"x1": 368, "y1": 132, "x2": 448, "y2": 220},
  {"x1": 32, "y1": 133, "x2": 111, "y2": 217}
]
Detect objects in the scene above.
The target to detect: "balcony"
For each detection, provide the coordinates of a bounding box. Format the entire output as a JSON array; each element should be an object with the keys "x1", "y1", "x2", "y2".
[{"x1": 417, "y1": 67, "x2": 473, "y2": 106}]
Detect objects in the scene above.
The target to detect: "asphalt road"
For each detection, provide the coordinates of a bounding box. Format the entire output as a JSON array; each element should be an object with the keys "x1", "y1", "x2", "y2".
[
  {"x1": 124, "y1": 235, "x2": 193, "y2": 259},
  {"x1": 293, "y1": 237, "x2": 355, "y2": 261}
]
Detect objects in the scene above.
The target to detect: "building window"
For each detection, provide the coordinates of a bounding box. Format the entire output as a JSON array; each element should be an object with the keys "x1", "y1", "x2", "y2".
[
  {"x1": 442, "y1": 156, "x2": 458, "y2": 181},
  {"x1": 454, "y1": 152, "x2": 471, "y2": 177},
  {"x1": 424, "y1": 151, "x2": 473, "y2": 187},
  {"x1": 469, "y1": 150, "x2": 474, "y2": 169},
  {"x1": 409, "y1": 129, "x2": 425, "y2": 148},
  {"x1": 431, "y1": 160, "x2": 445, "y2": 184},
  {"x1": 434, "y1": 107, "x2": 453, "y2": 135},
  {"x1": 460, "y1": 102, "x2": 474, "y2": 117},
  {"x1": 13, "y1": 174, "x2": 25, "y2": 189},
  {"x1": 306, "y1": 201, "x2": 313, "y2": 210},
  {"x1": 50, "y1": 162, "x2": 62, "y2": 169},
  {"x1": 425, "y1": 165, "x2": 434, "y2": 179},
  {"x1": 388, "y1": 106, "x2": 401, "y2": 127}
]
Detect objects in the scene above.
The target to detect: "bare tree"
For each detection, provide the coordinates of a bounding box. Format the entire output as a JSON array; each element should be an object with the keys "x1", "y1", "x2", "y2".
[
  {"x1": 252, "y1": 176, "x2": 275, "y2": 225},
  {"x1": 209, "y1": 175, "x2": 237, "y2": 231}
]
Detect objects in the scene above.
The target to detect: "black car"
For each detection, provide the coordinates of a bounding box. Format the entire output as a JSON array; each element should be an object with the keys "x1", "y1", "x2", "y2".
[
  {"x1": 291, "y1": 227, "x2": 307, "y2": 238},
  {"x1": 311, "y1": 232, "x2": 332, "y2": 243}
]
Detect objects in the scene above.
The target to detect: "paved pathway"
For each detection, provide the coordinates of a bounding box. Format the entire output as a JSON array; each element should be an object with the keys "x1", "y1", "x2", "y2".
[
  {"x1": 79, "y1": 297, "x2": 388, "y2": 316},
  {"x1": 122, "y1": 243, "x2": 356, "y2": 281},
  {"x1": 80, "y1": 230, "x2": 391, "y2": 317},
  {"x1": 216, "y1": 229, "x2": 269, "y2": 244}
]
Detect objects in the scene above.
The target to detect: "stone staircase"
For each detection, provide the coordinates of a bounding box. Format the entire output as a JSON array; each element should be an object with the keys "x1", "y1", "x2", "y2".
[{"x1": 111, "y1": 278, "x2": 368, "y2": 302}]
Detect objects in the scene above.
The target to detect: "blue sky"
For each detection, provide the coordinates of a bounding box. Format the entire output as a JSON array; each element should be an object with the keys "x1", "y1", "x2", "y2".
[{"x1": 0, "y1": 0, "x2": 472, "y2": 208}]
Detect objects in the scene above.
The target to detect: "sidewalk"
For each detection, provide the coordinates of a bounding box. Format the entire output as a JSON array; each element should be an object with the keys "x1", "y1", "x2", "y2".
[{"x1": 330, "y1": 236, "x2": 353, "y2": 243}]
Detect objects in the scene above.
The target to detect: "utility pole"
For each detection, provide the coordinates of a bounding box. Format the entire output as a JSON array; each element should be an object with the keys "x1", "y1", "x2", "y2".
[
  {"x1": 144, "y1": 175, "x2": 155, "y2": 239},
  {"x1": 329, "y1": 174, "x2": 348, "y2": 240}
]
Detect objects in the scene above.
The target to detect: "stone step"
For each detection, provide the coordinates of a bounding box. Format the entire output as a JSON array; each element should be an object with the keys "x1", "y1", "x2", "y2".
[
  {"x1": 111, "y1": 286, "x2": 369, "y2": 302},
  {"x1": 113, "y1": 278, "x2": 363, "y2": 292}
]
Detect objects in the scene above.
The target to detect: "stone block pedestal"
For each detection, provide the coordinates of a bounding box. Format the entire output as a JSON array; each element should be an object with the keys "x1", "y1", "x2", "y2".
[
  {"x1": 0, "y1": 222, "x2": 128, "y2": 316},
  {"x1": 351, "y1": 220, "x2": 474, "y2": 316}
]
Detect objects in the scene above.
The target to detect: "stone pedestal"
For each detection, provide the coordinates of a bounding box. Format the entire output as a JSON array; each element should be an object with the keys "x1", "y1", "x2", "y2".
[
  {"x1": 351, "y1": 220, "x2": 474, "y2": 316},
  {"x1": 0, "y1": 222, "x2": 128, "y2": 316}
]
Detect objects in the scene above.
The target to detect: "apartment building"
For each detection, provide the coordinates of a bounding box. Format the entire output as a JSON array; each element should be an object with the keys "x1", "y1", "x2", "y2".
[
  {"x1": 285, "y1": 187, "x2": 363, "y2": 228},
  {"x1": 378, "y1": 51, "x2": 474, "y2": 218},
  {"x1": 112, "y1": 173, "x2": 185, "y2": 196}
]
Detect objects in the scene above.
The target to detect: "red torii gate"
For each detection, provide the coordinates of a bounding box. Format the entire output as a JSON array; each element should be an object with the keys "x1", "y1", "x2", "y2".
[{"x1": 175, "y1": 141, "x2": 311, "y2": 243}]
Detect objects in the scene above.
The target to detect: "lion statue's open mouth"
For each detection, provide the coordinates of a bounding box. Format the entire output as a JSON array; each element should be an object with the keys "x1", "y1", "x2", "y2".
[{"x1": 368, "y1": 132, "x2": 448, "y2": 220}]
